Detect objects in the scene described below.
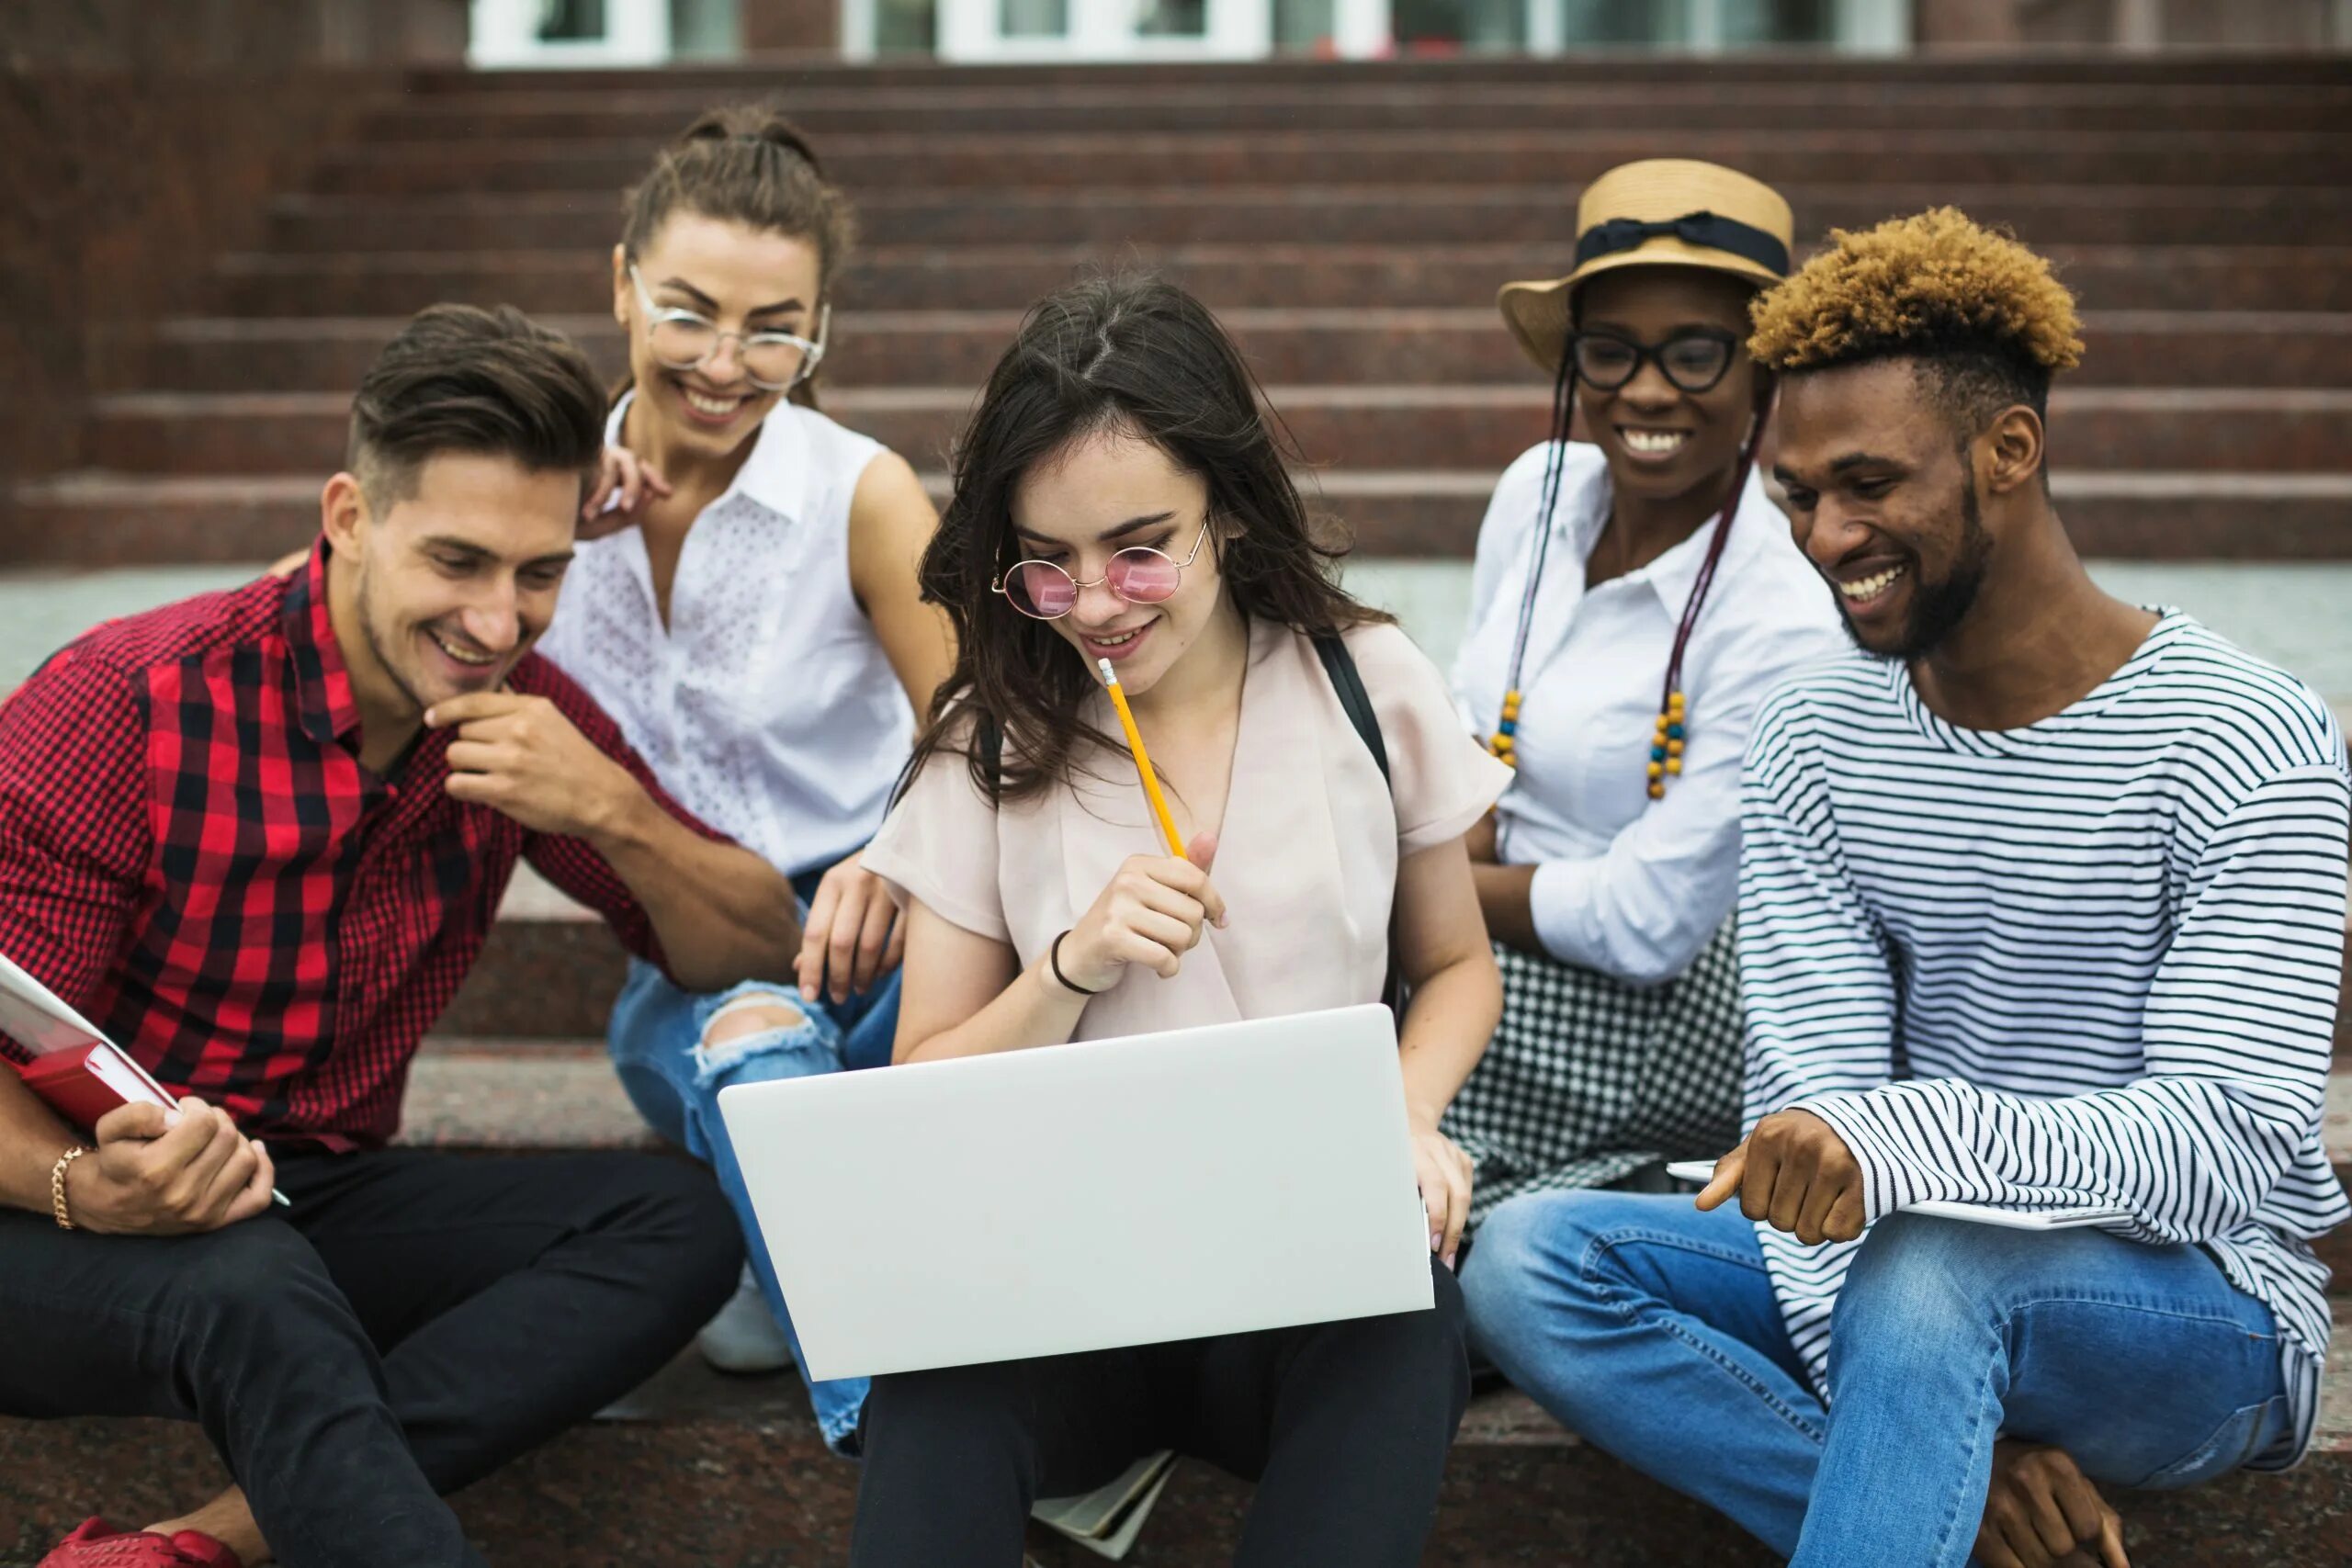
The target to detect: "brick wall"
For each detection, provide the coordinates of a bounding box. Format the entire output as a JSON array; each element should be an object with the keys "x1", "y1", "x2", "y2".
[{"x1": 0, "y1": 1, "x2": 450, "y2": 501}]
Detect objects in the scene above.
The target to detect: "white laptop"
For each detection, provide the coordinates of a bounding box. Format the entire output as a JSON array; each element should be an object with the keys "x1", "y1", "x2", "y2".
[{"x1": 718, "y1": 1003, "x2": 1434, "y2": 1382}]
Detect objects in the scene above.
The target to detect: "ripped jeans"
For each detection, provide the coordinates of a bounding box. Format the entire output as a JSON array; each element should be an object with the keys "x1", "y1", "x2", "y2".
[{"x1": 607, "y1": 896, "x2": 900, "y2": 1454}]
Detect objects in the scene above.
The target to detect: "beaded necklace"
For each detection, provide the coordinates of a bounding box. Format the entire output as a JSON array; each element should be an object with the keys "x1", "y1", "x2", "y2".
[{"x1": 1488, "y1": 366, "x2": 1770, "y2": 804}]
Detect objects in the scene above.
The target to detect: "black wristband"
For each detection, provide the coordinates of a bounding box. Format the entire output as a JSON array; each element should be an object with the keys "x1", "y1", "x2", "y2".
[{"x1": 1049, "y1": 930, "x2": 1104, "y2": 996}]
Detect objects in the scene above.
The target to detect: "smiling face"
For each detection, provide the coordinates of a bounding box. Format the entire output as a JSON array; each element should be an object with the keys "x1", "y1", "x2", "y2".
[
  {"x1": 612, "y1": 211, "x2": 823, "y2": 461},
  {"x1": 326, "y1": 451, "x2": 578, "y2": 722},
  {"x1": 1007, "y1": 424, "x2": 1227, "y2": 700},
  {"x1": 1773, "y1": 358, "x2": 1995, "y2": 661},
  {"x1": 1571, "y1": 266, "x2": 1760, "y2": 507}
]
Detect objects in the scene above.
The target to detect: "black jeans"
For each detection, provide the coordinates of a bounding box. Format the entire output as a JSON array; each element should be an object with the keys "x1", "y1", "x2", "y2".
[
  {"x1": 852, "y1": 1256, "x2": 1470, "y2": 1567},
  {"x1": 0, "y1": 1147, "x2": 741, "y2": 1568}
]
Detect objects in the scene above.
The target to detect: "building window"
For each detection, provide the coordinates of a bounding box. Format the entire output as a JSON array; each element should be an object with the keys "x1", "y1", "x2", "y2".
[
  {"x1": 537, "y1": 0, "x2": 608, "y2": 39},
  {"x1": 876, "y1": 0, "x2": 938, "y2": 51},
  {"x1": 1001, "y1": 0, "x2": 1069, "y2": 36},
  {"x1": 1396, "y1": 0, "x2": 1527, "y2": 50},
  {"x1": 1138, "y1": 0, "x2": 1210, "y2": 36},
  {"x1": 1556, "y1": 0, "x2": 1682, "y2": 45},
  {"x1": 669, "y1": 0, "x2": 738, "y2": 56},
  {"x1": 1719, "y1": 0, "x2": 1836, "y2": 45},
  {"x1": 1555, "y1": 0, "x2": 1841, "y2": 47}
]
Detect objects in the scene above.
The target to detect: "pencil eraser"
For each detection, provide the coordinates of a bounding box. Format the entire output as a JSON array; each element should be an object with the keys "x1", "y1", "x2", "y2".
[{"x1": 1096, "y1": 658, "x2": 1117, "y2": 685}]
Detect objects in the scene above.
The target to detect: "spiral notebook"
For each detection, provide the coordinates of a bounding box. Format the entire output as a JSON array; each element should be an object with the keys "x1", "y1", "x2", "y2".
[{"x1": 1662, "y1": 1162, "x2": 2131, "y2": 1232}]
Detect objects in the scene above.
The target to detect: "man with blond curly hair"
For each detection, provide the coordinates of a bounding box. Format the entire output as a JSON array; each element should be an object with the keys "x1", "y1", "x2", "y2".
[{"x1": 1462, "y1": 209, "x2": 2348, "y2": 1568}]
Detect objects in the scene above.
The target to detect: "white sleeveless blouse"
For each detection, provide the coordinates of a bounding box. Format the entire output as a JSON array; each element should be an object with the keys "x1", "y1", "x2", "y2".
[{"x1": 539, "y1": 394, "x2": 910, "y2": 879}]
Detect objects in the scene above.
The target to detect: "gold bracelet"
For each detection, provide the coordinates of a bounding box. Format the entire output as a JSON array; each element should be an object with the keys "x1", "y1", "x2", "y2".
[{"x1": 51, "y1": 1145, "x2": 88, "y2": 1231}]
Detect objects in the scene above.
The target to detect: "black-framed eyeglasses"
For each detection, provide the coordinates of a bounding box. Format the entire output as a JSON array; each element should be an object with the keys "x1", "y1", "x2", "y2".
[{"x1": 1569, "y1": 327, "x2": 1741, "y2": 394}]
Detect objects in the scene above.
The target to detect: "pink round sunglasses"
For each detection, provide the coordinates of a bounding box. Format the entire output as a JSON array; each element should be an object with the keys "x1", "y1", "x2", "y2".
[{"x1": 991, "y1": 521, "x2": 1211, "y2": 620}]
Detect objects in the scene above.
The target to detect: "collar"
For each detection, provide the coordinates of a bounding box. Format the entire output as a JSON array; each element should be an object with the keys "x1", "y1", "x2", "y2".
[
  {"x1": 1577, "y1": 461, "x2": 1777, "y2": 615},
  {"x1": 280, "y1": 538, "x2": 364, "y2": 747},
  {"x1": 607, "y1": 389, "x2": 806, "y2": 526}
]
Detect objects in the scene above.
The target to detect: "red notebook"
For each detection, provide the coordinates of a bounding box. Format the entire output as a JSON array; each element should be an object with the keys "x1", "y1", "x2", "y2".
[{"x1": 15, "y1": 1042, "x2": 175, "y2": 1132}]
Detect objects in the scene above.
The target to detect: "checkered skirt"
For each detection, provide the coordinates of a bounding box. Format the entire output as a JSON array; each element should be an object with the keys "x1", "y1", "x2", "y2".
[{"x1": 1444, "y1": 922, "x2": 1744, "y2": 1226}]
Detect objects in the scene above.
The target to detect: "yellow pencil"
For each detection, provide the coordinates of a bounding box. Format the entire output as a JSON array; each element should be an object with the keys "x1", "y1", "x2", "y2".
[{"x1": 1097, "y1": 657, "x2": 1185, "y2": 858}]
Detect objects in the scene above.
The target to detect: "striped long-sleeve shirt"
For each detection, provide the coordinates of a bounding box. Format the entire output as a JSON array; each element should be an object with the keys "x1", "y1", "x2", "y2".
[{"x1": 1737, "y1": 612, "x2": 2349, "y2": 1467}]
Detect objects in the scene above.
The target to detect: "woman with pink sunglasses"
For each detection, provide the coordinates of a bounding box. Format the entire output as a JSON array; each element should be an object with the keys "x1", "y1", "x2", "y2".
[{"x1": 849, "y1": 276, "x2": 1508, "y2": 1565}]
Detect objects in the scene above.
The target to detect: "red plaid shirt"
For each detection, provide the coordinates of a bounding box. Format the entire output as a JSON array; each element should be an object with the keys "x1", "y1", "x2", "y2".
[{"x1": 0, "y1": 547, "x2": 718, "y2": 1149}]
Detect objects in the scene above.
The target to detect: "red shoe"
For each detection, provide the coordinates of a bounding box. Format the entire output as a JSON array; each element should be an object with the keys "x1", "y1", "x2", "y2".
[{"x1": 38, "y1": 1518, "x2": 243, "y2": 1568}]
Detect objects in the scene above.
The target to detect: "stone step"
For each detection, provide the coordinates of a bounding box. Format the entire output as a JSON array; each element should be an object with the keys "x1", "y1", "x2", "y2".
[
  {"x1": 391, "y1": 1033, "x2": 2352, "y2": 1300},
  {"x1": 153, "y1": 290, "x2": 2352, "y2": 386},
  {"x1": 13, "y1": 1311, "x2": 2347, "y2": 1568},
  {"x1": 376, "y1": 55, "x2": 2352, "y2": 97},
  {"x1": 79, "y1": 383, "x2": 2352, "y2": 480},
  {"x1": 302, "y1": 130, "x2": 2352, "y2": 197},
  {"x1": 15, "y1": 468, "x2": 2352, "y2": 569},
  {"x1": 261, "y1": 183, "x2": 2352, "y2": 251},
  {"x1": 0, "y1": 1034, "x2": 2290, "y2": 1565},
  {"x1": 392, "y1": 1037, "x2": 2352, "y2": 1210},
  {"x1": 6, "y1": 556, "x2": 2346, "y2": 717},
  {"x1": 361, "y1": 81, "x2": 2352, "y2": 138},
  {"x1": 386, "y1": 54, "x2": 2352, "y2": 90}
]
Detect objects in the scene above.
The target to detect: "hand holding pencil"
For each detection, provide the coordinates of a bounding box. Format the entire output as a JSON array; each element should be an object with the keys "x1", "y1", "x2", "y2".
[{"x1": 1050, "y1": 660, "x2": 1228, "y2": 993}]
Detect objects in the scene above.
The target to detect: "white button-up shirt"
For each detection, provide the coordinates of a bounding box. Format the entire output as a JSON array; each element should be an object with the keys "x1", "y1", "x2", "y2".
[
  {"x1": 538, "y1": 394, "x2": 910, "y2": 880},
  {"x1": 1449, "y1": 440, "x2": 1848, "y2": 984}
]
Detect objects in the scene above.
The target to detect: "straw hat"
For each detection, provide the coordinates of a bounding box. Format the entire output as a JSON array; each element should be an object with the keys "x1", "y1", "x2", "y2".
[{"x1": 1498, "y1": 159, "x2": 1795, "y2": 376}]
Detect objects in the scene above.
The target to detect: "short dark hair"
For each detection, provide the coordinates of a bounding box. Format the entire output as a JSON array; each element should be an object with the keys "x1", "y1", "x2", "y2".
[
  {"x1": 347, "y1": 304, "x2": 606, "y2": 509},
  {"x1": 1748, "y1": 208, "x2": 2085, "y2": 449}
]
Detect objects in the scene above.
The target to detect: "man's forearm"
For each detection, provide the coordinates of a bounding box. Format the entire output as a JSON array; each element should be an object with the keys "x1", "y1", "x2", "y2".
[
  {"x1": 591, "y1": 789, "x2": 801, "y2": 990},
  {"x1": 0, "y1": 1068, "x2": 85, "y2": 1215},
  {"x1": 1471, "y1": 862, "x2": 1545, "y2": 956}
]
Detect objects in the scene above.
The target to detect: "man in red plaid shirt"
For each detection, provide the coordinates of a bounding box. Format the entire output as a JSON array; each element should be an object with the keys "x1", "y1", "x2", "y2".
[{"x1": 0, "y1": 306, "x2": 804, "y2": 1568}]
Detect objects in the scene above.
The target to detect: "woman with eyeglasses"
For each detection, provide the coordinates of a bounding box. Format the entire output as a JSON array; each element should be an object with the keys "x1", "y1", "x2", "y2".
[
  {"x1": 1441, "y1": 161, "x2": 1847, "y2": 1235},
  {"x1": 533, "y1": 107, "x2": 951, "y2": 1452},
  {"x1": 847, "y1": 275, "x2": 1507, "y2": 1565}
]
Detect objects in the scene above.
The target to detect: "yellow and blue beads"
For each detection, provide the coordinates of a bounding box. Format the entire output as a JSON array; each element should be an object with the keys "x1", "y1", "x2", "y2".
[
  {"x1": 1648, "y1": 691, "x2": 1687, "y2": 800},
  {"x1": 1498, "y1": 688, "x2": 1683, "y2": 801},
  {"x1": 1488, "y1": 689, "x2": 1521, "y2": 766}
]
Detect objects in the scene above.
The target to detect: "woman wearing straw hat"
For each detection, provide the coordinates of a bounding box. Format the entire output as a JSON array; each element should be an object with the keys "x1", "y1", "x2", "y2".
[{"x1": 1441, "y1": 159, "x2": 1846, "y2": 1229}]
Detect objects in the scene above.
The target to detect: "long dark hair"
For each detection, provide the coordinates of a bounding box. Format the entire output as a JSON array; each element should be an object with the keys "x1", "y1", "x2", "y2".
[
  {"x1": 617, "y1": 103, "x2": 854, "y2": 410},
  {"x1": 908, "y1": 275, "x2": 1387, "y2": 806}
]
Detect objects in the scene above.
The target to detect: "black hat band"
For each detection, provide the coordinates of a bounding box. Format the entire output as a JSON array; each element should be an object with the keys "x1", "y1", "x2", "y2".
[{"x1": 1574, "y1": 209, "x2": 1791, "y2": 278}]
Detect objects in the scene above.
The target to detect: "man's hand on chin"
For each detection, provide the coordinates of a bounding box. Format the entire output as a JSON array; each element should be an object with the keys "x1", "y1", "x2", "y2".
[{"x1": 428, "y1": 691, "x2": 641, "y2": 842}]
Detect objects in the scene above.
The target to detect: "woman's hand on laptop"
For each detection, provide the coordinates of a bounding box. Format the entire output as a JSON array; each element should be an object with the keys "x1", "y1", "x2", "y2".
[
  {"x1": 1059, "y1": 834, "x2": 1227, "y2": 990},
  {"x1": 1411, "y1": 1125, "x2": 1474, "y2": 1269}
]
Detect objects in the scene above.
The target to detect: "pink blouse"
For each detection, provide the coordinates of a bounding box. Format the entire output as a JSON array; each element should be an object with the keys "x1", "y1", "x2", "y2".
[{"x1": 863, "y1": 618, "x2": 1511, "y2": 1040}]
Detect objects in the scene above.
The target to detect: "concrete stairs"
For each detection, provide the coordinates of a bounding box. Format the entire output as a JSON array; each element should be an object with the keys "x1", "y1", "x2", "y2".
[
  {"x1": 6, "y1": 988, "x2": 2346, "y2": 1563},
  {"x1": 9, "y1": 54, "x2": 2352, "y2": 567},
  {"x1": 7, "y1": 50, "x2": 2352, "y2": 1567}
]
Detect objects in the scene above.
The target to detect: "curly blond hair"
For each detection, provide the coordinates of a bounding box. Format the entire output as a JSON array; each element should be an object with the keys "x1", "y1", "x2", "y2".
[{"x1": 1748, "y1": 208, "x2": 2083, "y2": 377}]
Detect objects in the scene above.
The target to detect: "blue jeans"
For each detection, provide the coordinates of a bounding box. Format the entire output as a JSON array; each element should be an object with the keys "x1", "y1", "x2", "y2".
[
  {"x1": 606, "y1": 876, "x2": 900, "y2": 1454},
  {"x1": 1461, "y1": 1191, "x2": 2291, "y2": 1566}
]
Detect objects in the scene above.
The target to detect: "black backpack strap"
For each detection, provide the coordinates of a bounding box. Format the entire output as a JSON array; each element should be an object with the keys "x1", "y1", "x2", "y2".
[
  {"x1": 1313, "y1": 631, "x2": 1389, "y2": 786},
  {"x1": 979, "y1": 712, "x2": 1004, "y2": 787},
  {"x1": 1313, "y1": 630, "x2": 1405, "y2": 1014}
]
